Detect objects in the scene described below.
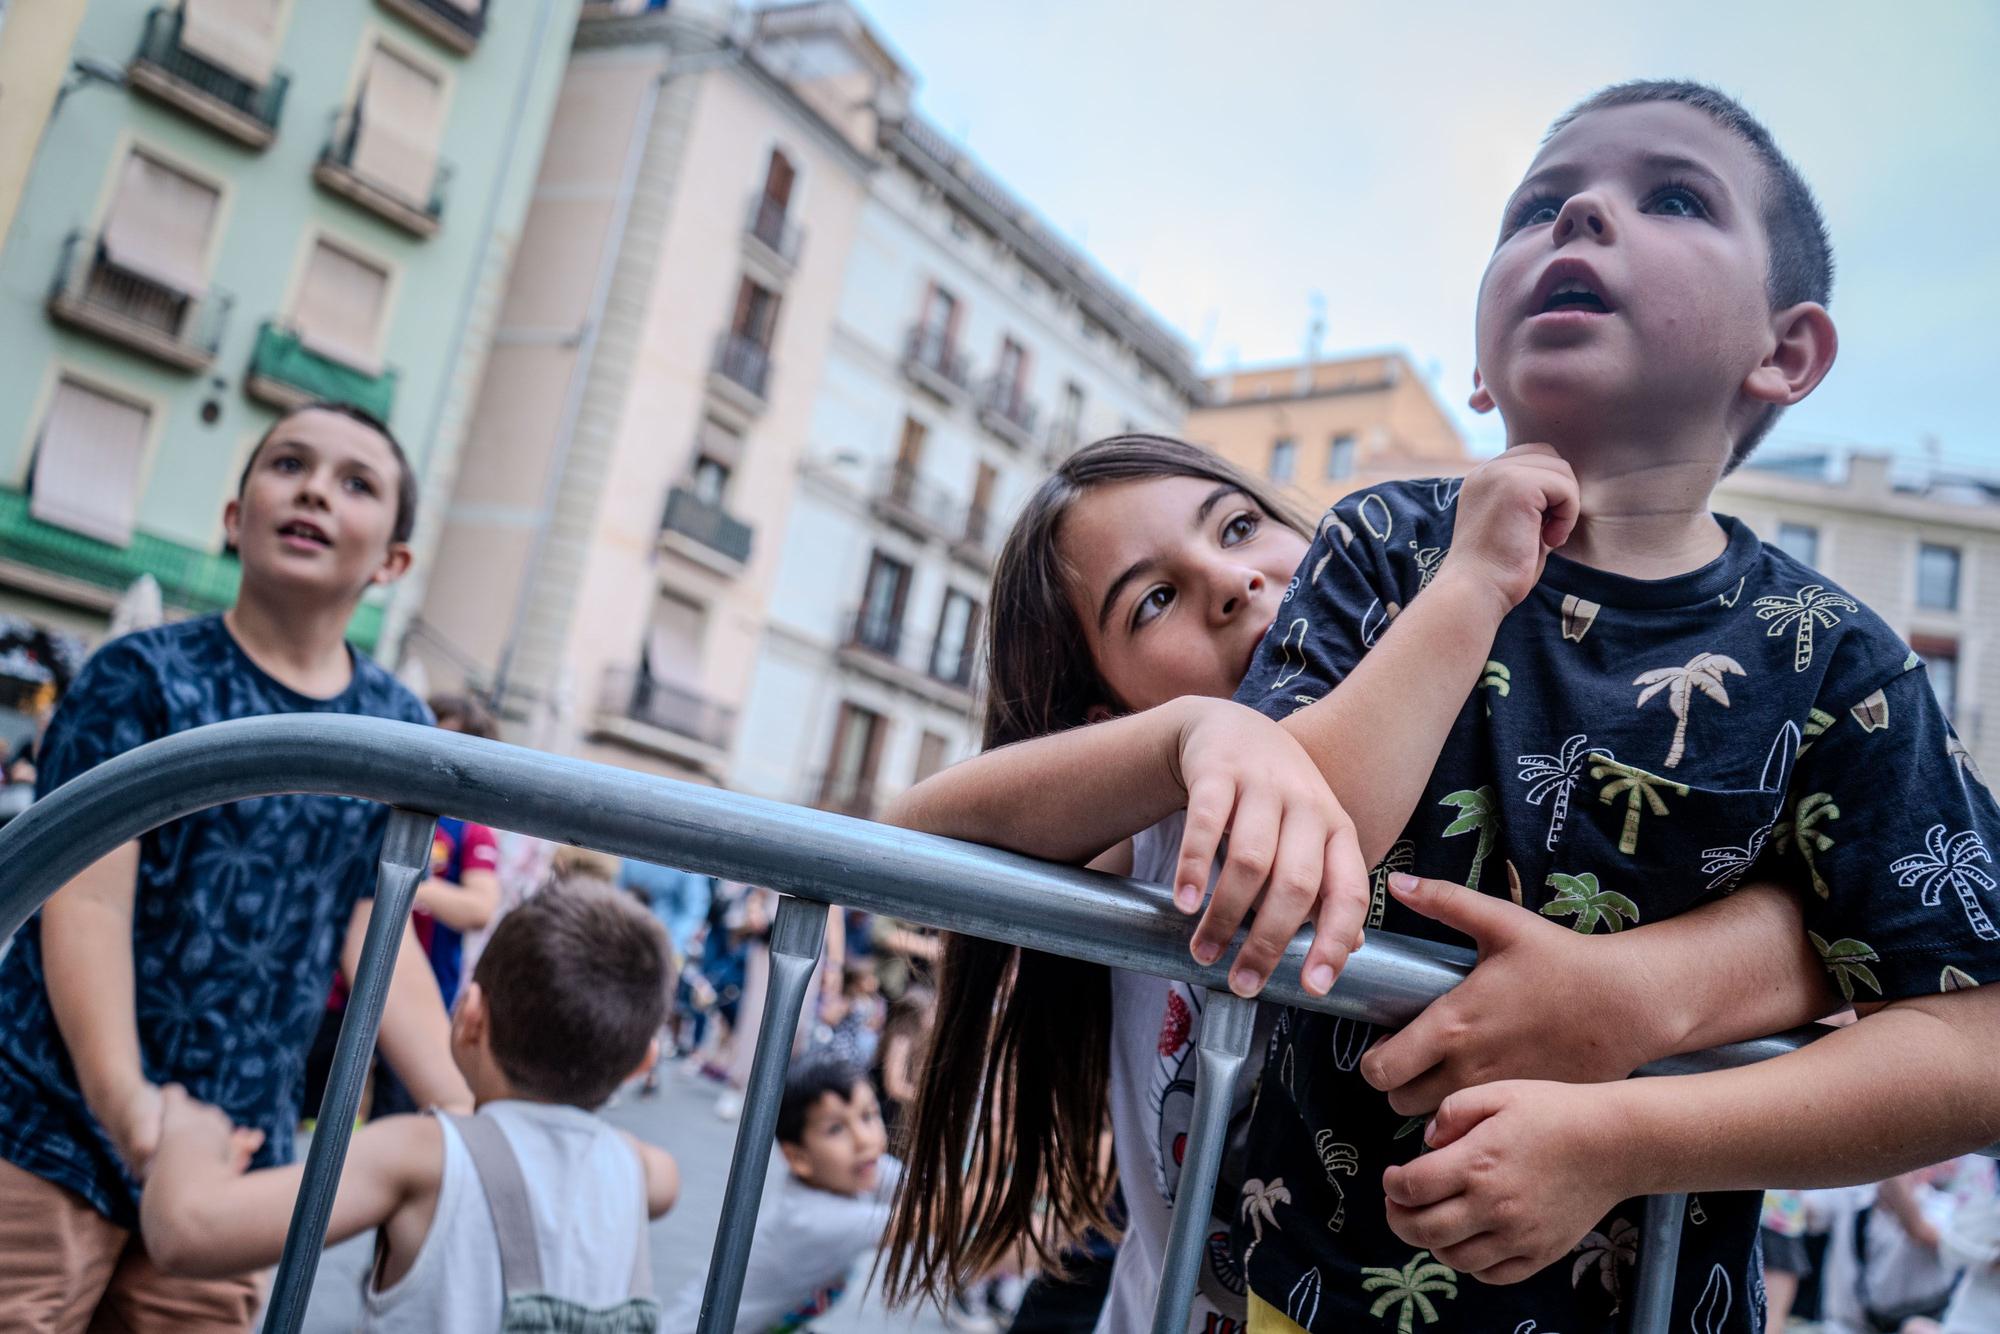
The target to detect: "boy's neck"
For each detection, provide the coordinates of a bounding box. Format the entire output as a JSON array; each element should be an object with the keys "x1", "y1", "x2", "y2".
[
  {"x1": 1533, "y1": 440, "x2": 1729, "y2": 580},
  {"x1": 222, "y1": 584, "x2": 359, "y2": 699}
]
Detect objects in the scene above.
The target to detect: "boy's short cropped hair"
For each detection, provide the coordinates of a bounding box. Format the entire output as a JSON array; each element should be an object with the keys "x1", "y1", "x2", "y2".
[
  {"x1": 471, "y1": 879, "x2": 669, "y2": 1108},
  {"x1": 236, "y1": 401, "x2": 419, "y2": 544},
  {"x1": 777, "y1": 1055, "x2": 868, "y2": 1147},
  {"x1": 1548, "y1": 79, "x2": 1834, "y2": 467}
]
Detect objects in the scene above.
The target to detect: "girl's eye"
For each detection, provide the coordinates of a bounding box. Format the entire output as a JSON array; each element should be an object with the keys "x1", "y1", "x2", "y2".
[
  {"x1": 1132, "y1": 585, "x2": 1173, "y2": 629},
  {"x1": 1646, "y1": 183, "x2": 1708, "y2": 219},
  {"x1": 1221, "y1": 512, "x2": 1259, "y2": 546}
]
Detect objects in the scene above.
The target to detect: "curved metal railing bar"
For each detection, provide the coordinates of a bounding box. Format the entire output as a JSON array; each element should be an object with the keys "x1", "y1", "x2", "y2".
[{"x1": 0, "y1": 715, "x2": 1858, "y2": 1333}]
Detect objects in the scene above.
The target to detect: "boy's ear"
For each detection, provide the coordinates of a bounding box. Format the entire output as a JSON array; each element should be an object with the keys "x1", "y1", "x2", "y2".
[
  {"x1": 777, "y1": 1140, "x2": 813, "y2": 1183},
  {"x1": 1468, "y1": 368, "x2": 1496, "y2": 414},
  {"x1": 453, "y1": 981, "x2": 488, "y2": 1048},
  {"x1": 625, "y1": 1037, "x2": 660, "y2": 1084},
  {"x1": 369, "y1": 541, "x2": 415, "y2": 588},
  {"x1": 1743, "y1": 302, "x2": 1837, "y2": 409},
  {"x1": 222, "y1": 497, "x2": 243, "y2": 549}
]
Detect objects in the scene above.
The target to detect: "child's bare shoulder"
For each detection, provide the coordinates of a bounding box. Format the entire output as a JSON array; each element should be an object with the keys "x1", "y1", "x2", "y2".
[
  {"x1": 352, "y1": 1111, "x2": 446, "y2": 1189},
  {"x1": 616, "y1": 1128, "x2": 681, "y2": 1218}
]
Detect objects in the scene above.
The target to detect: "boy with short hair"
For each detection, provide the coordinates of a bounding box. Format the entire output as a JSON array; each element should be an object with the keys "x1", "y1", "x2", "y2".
[
  {"x1": 141, "y1": 880, "x2": 681, "y2": 1330},
  {"x1": 662, "y1": 1055, "x2": 900, "y2": 1331},
  {"x1": 0, "y1": 402, "x2": 472, "y2": 1327},
  {"x1": 1234, "y1": 80, "x2": 2000, "y2": 1332}
]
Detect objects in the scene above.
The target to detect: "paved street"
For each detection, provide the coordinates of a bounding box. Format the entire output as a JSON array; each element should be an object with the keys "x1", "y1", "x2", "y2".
[{"x1": 294, "y1": 1062, "x2": 955, "y2": 1332}]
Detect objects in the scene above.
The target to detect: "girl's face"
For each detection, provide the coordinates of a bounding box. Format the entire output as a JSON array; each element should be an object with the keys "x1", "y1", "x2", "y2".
[{"x1": 1061, "y1": 475, "x2": 1309, "y2": 714}]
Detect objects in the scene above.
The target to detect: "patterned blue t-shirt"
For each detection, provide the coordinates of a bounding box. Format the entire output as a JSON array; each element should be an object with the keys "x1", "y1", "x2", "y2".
[
  {"x1": 0, "y1": 614, "x2": 430, "y2": 1226},
  {"x1": 1232, "y1": 479, "x2": 2000, "y2": 1334}
]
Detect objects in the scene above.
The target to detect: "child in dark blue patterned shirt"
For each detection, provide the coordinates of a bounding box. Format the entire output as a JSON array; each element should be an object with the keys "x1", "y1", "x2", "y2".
[{"x1": 0, "y1": 402, "x2": 471, "y2": 1329}]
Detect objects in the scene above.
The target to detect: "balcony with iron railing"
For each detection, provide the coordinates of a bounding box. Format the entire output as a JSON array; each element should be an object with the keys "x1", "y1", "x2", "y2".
[
  {"x1": 868, "y1": 462, "x2": 961, "y2": 542},
  {"x1": 128, "y1": 6, "x2": 290, "y2": 148},
  {"x1": 313, "y1": 110, "x2": 452, "y2": 238},
  {"x1": 597, "y1": 665, "x2": 736, "y2": 755},
  {"x1": 245, "y1": 322, "x2": 399, "y2": 421},
  {"x1": 900, "y1": 326, "x2": 971, "y2": 403},
  {"x1": 977, "y1": 376, "x2": 1040, "y2": 451},
  {"x1": 46, "y1": 230, "x2": 232, "y2": 373},
  {"x1": 709, "y1": 332, "x2": 773, "y2": 413},
  {"x1": 742, "y1": 194, "x2": 803, "y2": 276},
  {"x1": 837, "y1": 604, "x2": 978, "y2": 712},
  {"x1": 1044, "y1": 413, "x2": 1085, "y2": 464},
  {"x1": 376, "y1": 0, "x2": 488, "y2": 54},
  {"x1": 660, "y1": 484, "x2": 754, "y2": 569},
  {"x1": 951, "y1": 502, "x2": 996, "y2": 572}
]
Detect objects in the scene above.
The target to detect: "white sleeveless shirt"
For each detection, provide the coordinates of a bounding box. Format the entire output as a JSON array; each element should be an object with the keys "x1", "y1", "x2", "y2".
[{"x1": 360, "y1": 1100, "x2": 651, "y2": 1334}]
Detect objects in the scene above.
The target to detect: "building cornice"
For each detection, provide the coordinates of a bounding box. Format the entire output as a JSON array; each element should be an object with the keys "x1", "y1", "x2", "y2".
[{"x1": 1718, "y1": 464, "x2": 2000, "y2": 535}]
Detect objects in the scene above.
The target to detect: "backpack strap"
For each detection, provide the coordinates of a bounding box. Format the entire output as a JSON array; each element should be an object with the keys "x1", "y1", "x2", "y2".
[{"x1": 448, "y1": 1112, "x2": 545, "y2": 1297}]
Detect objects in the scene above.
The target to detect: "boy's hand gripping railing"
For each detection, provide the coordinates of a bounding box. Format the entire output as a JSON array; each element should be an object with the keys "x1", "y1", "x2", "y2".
[{"x1": 0, "y1": 716, "x2": 1863, "y2": 1334}]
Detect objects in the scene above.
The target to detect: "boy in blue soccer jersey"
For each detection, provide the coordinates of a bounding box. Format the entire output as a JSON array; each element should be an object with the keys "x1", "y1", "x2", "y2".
[
  {"x1": 0, "y1": 403, "x2": 471, "y2": 1328},
  {"x1": 1233, "y1": 82, "x2": 2000, "y2": 1333}
]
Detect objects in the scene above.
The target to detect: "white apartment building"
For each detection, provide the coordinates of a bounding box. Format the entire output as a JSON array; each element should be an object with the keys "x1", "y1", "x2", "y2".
[
  {"x1": 1718, "y1": 450, "x2": 2000, "y2": 779},
  {"x1": 726, "y1": 100, "x2": 1203, "y2": 814}
]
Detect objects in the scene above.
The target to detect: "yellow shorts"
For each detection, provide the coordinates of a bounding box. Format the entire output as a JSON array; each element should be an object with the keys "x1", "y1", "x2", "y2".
[{"x1": 1247, "y1": 1292, "x2": 1310, "y2": 1333}]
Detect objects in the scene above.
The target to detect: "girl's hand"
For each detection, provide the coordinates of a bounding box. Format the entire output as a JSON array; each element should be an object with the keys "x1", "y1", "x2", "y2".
[
  {"x1": 1437, "y1": 444, "x2": 1580, "y2": 615},
  {"x1": 1171, "y1": 698, "x2": 1370, "y2": 997},
  {"x1": 1383, "y1": 1078, "x2": 1630, "y2": 1284}
]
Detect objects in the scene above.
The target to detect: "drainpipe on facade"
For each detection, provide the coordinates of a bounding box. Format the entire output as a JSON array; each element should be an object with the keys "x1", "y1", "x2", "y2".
[
  {"x1": 380, "y1": 0, "x2": 562, "y2": 668},
  {"x1": 487, "y1": 27, "x2": 735, "y2": 711}
]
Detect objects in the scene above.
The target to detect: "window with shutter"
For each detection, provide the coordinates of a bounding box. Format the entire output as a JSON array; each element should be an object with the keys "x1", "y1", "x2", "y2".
[{"x1": 29, "y1": 379, "x2": 152, "y2": 546}]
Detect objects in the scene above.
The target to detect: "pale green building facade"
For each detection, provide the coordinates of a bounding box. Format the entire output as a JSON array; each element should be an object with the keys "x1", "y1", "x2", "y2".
[{"x1": 0, "y1": 0, "x2": 580, "y2": 652}]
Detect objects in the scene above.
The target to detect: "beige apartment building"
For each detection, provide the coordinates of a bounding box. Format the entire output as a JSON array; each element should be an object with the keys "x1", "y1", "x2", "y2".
[
  {"x1": 1187, "y1": 350, "x2": 1472, "y2": 514},
  {"x1": 1718, "y1": 451, "x2": 2000, "y2": 779},
  {"x1": 407, "y1": 0, "x2": 891, "y2": 781}
]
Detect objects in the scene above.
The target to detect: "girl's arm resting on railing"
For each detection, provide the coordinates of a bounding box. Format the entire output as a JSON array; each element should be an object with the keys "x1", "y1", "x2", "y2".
[
  {"x1": 340, "y1": 900, "x2": 474, "y2": 1114},
  {"x1": 142, "y1": 1085, "x2": 440, "y2": 1279},
  {"x1": 1357, "y1": 872, "x2": 1836, "y2": 1115},
  {"x1": 41, "y1": 842, "x2": 161, "y2": 1175},
  {"x1": 1380, "y1": 983, "x2": 2000, "y2": 1284}
]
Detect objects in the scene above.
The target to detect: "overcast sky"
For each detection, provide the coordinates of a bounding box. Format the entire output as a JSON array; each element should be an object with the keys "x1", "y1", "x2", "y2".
[{"x1": 849, "y1": 1, "x2": 1999, "y2": 469}]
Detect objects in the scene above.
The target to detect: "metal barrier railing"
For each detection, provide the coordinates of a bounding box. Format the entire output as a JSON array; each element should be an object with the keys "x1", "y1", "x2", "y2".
[{"x1": 0, "y1": 715, "x2": 1847, "y2": 1333}]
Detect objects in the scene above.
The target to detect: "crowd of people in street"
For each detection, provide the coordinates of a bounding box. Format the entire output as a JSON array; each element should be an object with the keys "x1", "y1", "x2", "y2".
[{"x1": 3, "y1": 75, "x2": 2000, "y2": 1334}]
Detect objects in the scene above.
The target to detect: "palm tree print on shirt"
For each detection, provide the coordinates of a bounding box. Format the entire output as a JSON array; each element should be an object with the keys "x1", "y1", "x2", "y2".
[
  {"x1": 1773, "y1": 793, "x2": 1840, "y2": 898},
  {"x1": 1752, "y1": 584, "x2": 1859, "y2": 672},
  {"x1": 1941, "y1": 965, "x2": 1979, "y2": 992},
  {"x1": 1542, "y1": 872, "x2": 1640, "y2": 933},
  {"x1": 1891, "y1": 824, "x2": 2000, "y2": 941},
  {"x1": 1519, "y1": 735, "x2": 1594, "y2": 850},
  {"x1": 1589, "y1": 757, "x2": 1689, "y2": 857},
  {"x1": 1369, "y1": 841, "x2": 1414, "y2": 929},
  {"x1": 1700, "y1": 824, "x2": 1772, "y2": 894},
  {"x1": 1632, "y1": 653, "x2": 1745, "y2": 769},
  {"x1": 1240, "y1": 1177, "x2": 1290, "y2": 1265},
  {"x1": 1572, "y1": 1215, "x2": 1638, "y2": 1311},
  {"x1": 1439, "y1": 787, "x2": 1500, "y2": 892},
  {"x1": 1810, "y1": 932, "x2": 1884, "y2": 1002},
  {"x1": 1360, "y1": 1251, "x2": 1458, "y2": 1334},
  {"x1": 1481, "y1": 660, "x2": 1511, "y2": 715}
]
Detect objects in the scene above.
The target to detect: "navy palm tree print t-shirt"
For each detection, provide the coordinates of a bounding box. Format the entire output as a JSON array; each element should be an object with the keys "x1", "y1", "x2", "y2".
[
  {"x1": 0, "y1": 615, "x2": 429, "y2": 1226},
  {"x1": 1230, "y1": 479, "x2": 2000, "y2": 1334}
]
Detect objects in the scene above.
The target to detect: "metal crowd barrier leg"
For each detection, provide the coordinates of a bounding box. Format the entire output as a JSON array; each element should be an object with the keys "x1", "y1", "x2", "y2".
[
  {"x1": 1151, "y1": 990, "x2": 1258, "y2": 1334},
  {"x1": 263, "y1": 807, "x2": 437, "y2": 1334},
  {"x1": 1627, "y1": 1192, "x2": 1688, "y2": 1334},
  {"x1": 697, "y1": 894, "x2": 829, "y2": 1333}
]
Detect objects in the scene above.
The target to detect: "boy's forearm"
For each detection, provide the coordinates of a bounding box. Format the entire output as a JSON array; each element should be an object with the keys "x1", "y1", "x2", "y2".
[
  {"x1": 412, "y1": 871, "x2": 499, "y2": 931},
  {"x1": 143, "y1": 1153, "x2": 303, "y2": 1277},
  {"x1": 1609, "y1": 985, "x2": 2000, "y2": 1197},
  {"x1": 42, "y1": 844, "x2": 147, "y2": 1114},
  {"x1": 1611, "y1": 881, "x2": 1836, "y2": 1060},
  {"x1": 882, "y1": 698, "x2": 1196, "y2": 863},
  {"x1": 1281, "y1": 570, "x2": 1508, "y2": 866}
]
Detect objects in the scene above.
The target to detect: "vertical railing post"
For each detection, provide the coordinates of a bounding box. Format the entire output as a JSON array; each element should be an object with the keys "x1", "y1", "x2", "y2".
[
  {"x1": 1627, "y1": 1192, "x2": 1688, "y2": 1334},
  {"x1": 697, "y1": 894, "x2": 829, "y2": 1333},
  {"x1": 1151, "y1": 990, "x2": 1258, "y2": 1334},
  {"x1": 263, "y1": 807, "x2": 436, "y2": 1334}
]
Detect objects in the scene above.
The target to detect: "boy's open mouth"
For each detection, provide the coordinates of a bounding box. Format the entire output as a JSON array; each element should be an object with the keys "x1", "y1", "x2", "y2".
[
  {"x1": 1529, "y1": 260, "x2": 1617, "y2": 318},
  {"x1": 277, "y1": 519, "x2": 332, "y2": 549}
]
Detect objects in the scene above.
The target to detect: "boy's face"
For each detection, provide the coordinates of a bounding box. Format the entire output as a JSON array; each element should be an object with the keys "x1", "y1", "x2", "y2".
[
  {"x1": 224, "y1": 409, "x2": 410, "y2": 601},
  {"x1": 780, "y1": 1081, "x2": 888, "y2": 1196},
  {"x1": 1473, "y1": 101, "x2": 1782, "y2": 456}
]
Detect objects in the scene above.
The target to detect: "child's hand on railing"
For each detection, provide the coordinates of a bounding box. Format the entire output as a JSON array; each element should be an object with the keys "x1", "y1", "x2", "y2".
[
  {"x1": 1436, "y1": 443, "x2": 1580, "y2": 617},
  {"x1": 1169, "y1": 698, "x2": 1370, "y2": 998},
  {"x1": 1382, "y1": 1077, "x2": 1629, "y2": 1286},
  {"x1": 1357, "y1": 873, "x2": 1669, "y2": 1113}
]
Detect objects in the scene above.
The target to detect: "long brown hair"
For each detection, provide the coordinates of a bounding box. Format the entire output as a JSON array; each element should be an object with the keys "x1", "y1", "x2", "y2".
[{"x1": 879, "y1": 434, "x2": 1310, "y2": 1300}]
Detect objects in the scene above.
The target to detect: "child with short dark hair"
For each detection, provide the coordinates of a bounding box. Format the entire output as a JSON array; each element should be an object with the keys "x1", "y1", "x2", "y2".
[
  {"x1": 0, "y1": 402, "x2": 472, "y2": 1328},
  {"x1": 1227, "y1": 79, "x2": 2000, "y2": 1331},
  {"x1": 662, "y1": 1055, "x2": 899, "y2": 1331},
  {"x1": 141, "y1": 880, "x2": 680, "y2": 1331}
]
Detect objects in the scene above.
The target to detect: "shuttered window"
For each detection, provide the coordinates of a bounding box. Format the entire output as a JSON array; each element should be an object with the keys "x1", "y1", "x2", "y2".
[{"x1": 30, "y1": 379, "x2": 152, "y2": 546}]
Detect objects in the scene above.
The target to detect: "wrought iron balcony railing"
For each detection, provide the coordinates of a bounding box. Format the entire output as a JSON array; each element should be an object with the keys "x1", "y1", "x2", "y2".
[
  {"x1": 47, "y1": 229, "x2": 232, "y2": 371},
  {"x1": 130, "y1": 6, "x2": 289, "y2": 146}
]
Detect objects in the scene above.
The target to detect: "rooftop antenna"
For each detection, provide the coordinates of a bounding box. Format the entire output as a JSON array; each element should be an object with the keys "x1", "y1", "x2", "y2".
[{"x1": 1299, "y1": 291, "x2": 1326, "y2": 396}]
